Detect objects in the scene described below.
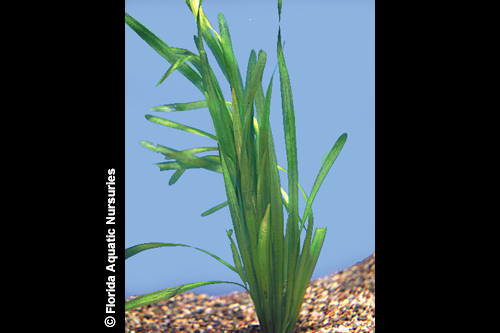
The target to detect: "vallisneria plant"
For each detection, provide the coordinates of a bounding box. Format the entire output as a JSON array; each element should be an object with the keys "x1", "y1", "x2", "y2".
[{"x1": 125, "y1": 1, "x2": 347, "y2": 332}]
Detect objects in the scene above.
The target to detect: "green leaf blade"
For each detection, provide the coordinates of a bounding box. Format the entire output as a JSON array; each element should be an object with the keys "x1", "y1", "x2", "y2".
[
  {"x1": 125, "y1": 242, "x2": 238, "y2": 273},
  {"x1": 125, "y1": 242, "x2": 185, "y2": 260},
  {"x1": 278, "y1": 0, "x2": 283, "y2": 21},
  {"x1": 201, "y1": 201, "x2": 229, "y2": 217},
  {"x1": 227, "y1": 229, "x2": 247, "y2": 286},
  {"x1": 302, "y1": 133, "x2": 347, "y2": 227},
  {"x1": 145, "y1": 114, "x2": 217, "y2": 141},
  {"x1": 125, "y1": 280, "x2": 246, "y2": 311},
  {"x1": 168, "y1": 168, "x2": 186, "y2": 185},
  {"x1": 140, "y1": 141, "x2": 222, "y2": 174},
  {"x1": 256, "y1": 205, "x2": 272, "y2": 314},
  {"x1": 277, "y1": 28, "x2": 299, "y2": 226},
  {"x1": 156, "y1": 56, "x2": 192, "y2": 87},
  {"x1": 278, "y1": 29, "x2": 301, "y2": 324},
  {"x1": 125, "y1": 12, "x2": 204, "y2": 92},
  {"x1": 218, "y1": 13, "x2": 244, "y2": 107},
  {"x1": 151, "y1": 100, "x2": 208, "y2": 112}
]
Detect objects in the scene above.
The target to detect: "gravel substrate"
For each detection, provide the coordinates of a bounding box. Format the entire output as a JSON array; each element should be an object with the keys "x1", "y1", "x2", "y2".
[{"x1": 125, "y1": 252, "x2": 374, "y2": 333}]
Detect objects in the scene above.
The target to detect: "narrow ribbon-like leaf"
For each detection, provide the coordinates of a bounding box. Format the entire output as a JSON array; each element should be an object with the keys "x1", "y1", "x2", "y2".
[
  {"x1": 168, "y1": 167, "x2": 186, "y2": 185},
  {"x1": 285, "y1": 225, "x2": 327, "y2": 333},
  {"x1": 277, "y1": 28, "x2": 299, "y2": 226},
  {"x1": 302, "y1": 133, "x2": 347, "y2": 228},
  {"x1": 155, "y1": 155, "x2": 220, "y2": 174},
  {"x1": 218, "y1": 13, "x2": 244, "y2": 107},
  {"x1": 278, "y1": 0, "x2": 283, "y2": 21},
  {"x1": 151, "y1": 100, "x2": 208, "y2": 112},
  {"x1": 125, "y1": 280, "x2": 246, "y2": 311},
  {"x1": 278, "y1": 28, "x2": 301, "y2": 325},
  {"x1": 257, "y1": 205, "x2": 271, "y2": 307},
  {"x1": 201, "y1": 201, "x2": 228, "y2": 217},
  {"x1": 220, "y1": 152, "x2": 259, "y2": 299},
  {"x1": 125, "y1": 242, "x2": 178, "y2": 260},
  {"x1": 156, "y1": 55, "x2": 192, "y2": 87},
  {"x1": 151, "y1": 100, "x2": 233, "y2": 112},
  {"x1": 184, "y1": 0, "x2": 229, "y2": 83},
  {"x1": 140, "y1": 141, "x2": 222, "y2": 174},
  {"x1": 125, "y1": 12, "x2": 204, "y2": 92},
  {"x1": 227, "y1": 229, "x2": 247, "y2": 286},
  {"x1": 125, "y1": 242, "x2": 237, "y2": 273},
  {"x1": 145, "y1": 114, "x2": 217, "y2": 141}
]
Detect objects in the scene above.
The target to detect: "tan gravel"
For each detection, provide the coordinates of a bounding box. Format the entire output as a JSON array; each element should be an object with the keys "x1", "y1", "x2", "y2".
[{"x1": 125, "y1": 252, "x2": 374, "y2": 333}]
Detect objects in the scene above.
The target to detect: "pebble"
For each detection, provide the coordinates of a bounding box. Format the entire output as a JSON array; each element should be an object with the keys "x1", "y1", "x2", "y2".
[{"x1": 125, "y1": 252, "x2": 375, "y2": 332}]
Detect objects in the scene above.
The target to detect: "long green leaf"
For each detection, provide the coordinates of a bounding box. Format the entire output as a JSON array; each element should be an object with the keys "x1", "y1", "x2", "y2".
[
  {"x1": 151, "y1": 100, "x2": 233, "y2": 112},
  {"x1": 227, "y1": 229, "x2": 247, "y2": 286},
  {"x1": 201, "y1": 201, "x2": 228, "y2": 217},
  {"x1": 278, "y1": 0, "x2": 283, "y2": 21},
  {"x1": 220, "y1": 152, "x2": 259, "y2": 300},
  {"x1": 156, "y1": 55, "x2": 192, "y2": 87},
  {"x1": 278, "y1": 28, "x2": 301, "y2": 325},
  {"x1": 259, "y1": 73, "x2": 286, "y2": 331},
  {"x1": 284, "y1": 211, "x2": 314, "y2": 329},
  {"x1": 155, "y1": 155, "x2": 220, "y2": 174},
  {"x1": 244, "y1": 50, "x2": 258, "y2": 104},
  {"x1": 194, "y1": 8, "x2": 236, "y2": 163},
  {"x1": 151, "y1": 100, "x2": 208, "y2": 112},
  {"x1": 145, "y1": 114, "x2": 217, "y2": 141},
  {"x1": 184, "y1": 0, "x2": 230, "y2": 84},
  {"x1": 125, "y1": 242, "x2": 238, "y2": 273},
  {"x1": 285, "y1": 226, "x2": 326, "y2": 333},
  {"x1": 306, "y1": 228, "x2": 327, "y2": 283},
  {"x1": 301, "y1": 133, "x2": 347, "y2": 228},
  {"x1": 168, "y1": 167, "x2": 187, "y2": 185},
  {"x1": 231, "y1": 87, "x2": 244, "y2": 168},
  {"x1": 125, "y1": 242, "x2": 178, "y2": 260},
  {"x1": 147, "y1": 145, "x2": 219, "y2": 161},
  {"x1": 239, "y1": 52, "x2": 267, "y2": 221},
  {"x1": 140, "y1": 141, "x2": 222, "y2": 173},
  {"x1": 277, "y1": 28, "x2": 299, "y2": 225},
  {"x1": 218, "y1": 13, "x2": 244, "y2": 108},
  {"x1": 244, "y1": 50, "x2": 267, "y2": 116},
  {"x1": 125, "y1": 280, "x2": 246, "y2": 311},
  {"x1": 257, "y1": 205, "x2": 271, "y2": 313},
  {"x1": 125, "y1": 12, "x2": 204, "y2": 92}
]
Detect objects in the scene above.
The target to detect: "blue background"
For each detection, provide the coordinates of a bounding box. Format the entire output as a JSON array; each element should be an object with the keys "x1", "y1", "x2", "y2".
[{"x1": 125, "y1": 0, "x2": 374, "y2": 299}]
